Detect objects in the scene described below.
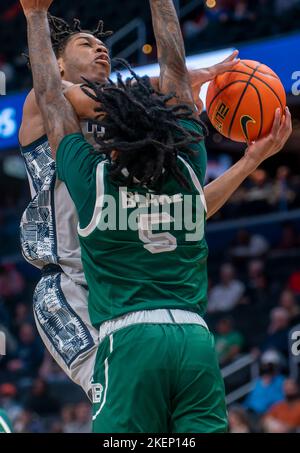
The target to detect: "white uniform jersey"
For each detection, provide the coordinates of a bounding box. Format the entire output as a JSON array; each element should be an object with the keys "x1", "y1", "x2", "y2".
[
  {"x1": 20, "y1": 120, "x2": 104, "y2": 285},
  {"x1": 19, "y1": 120, "x2": 104, "y2": 397}
]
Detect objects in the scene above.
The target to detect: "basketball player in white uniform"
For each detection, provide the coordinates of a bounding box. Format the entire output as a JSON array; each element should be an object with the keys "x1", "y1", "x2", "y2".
[{"x1": 19, "y1": 15, "x2": 113, "y2": 399}]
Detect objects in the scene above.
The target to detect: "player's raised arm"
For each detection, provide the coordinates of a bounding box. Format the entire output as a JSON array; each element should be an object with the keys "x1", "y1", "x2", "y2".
[
  {"x1": 149, "y1": 0, "x2": 195, "y2": 111},
  {"x1": 149, "y1": 50, "x2": 240, "y2": 112},
  {"x1": 20, "y1": 0, "x2": 80, "y2": 156},
  {"x1": 204, "y1": 108, "x2": 292, "y2": 219}
]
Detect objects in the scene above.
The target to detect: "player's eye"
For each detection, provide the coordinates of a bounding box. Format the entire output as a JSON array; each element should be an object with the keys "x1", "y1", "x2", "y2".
[{"x1": 81, "y1": 42, "x2": 91, "y2": 47}]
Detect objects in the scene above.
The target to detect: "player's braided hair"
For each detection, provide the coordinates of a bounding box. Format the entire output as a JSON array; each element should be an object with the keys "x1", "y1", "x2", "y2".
[
  {"x1": 81, "y1": 59, "x2": 208, "y2": 191},
  {"x1": 23, "y1": 14, "x2": 113, "y2": 65},
  {"x1": 48, "y1": 14, "x2": 113, "y2": 57}
]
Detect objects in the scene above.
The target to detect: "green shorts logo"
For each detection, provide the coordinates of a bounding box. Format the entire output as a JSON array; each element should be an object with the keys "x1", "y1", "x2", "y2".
[
  {"x1": 91, "y1": 383, "x2": 103, "y2": 403},
  {"x1": 0, "y1": 331, "x2": 6, "y2": 356}
]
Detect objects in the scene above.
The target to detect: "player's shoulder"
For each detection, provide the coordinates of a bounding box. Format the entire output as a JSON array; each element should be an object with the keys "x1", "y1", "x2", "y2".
[
  {"x1": 57, "y1": 132, "x2": 88, "y2": 155},
  {"x1": 56, "y1": 132, "x2": 106, "y2": 170},
  {"x1": 178, "y1": 117, "x2": 205, "y2": 135}
]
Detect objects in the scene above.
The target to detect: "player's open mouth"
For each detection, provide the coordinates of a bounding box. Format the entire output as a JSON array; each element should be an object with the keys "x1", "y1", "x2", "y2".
[{"x1": 94, "y1": 56, "x2": 110, "y2": 67}]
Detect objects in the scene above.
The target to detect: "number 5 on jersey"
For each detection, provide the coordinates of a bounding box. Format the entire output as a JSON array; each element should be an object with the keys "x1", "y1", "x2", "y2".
[{"x1": 138, "y1": 213, "x2": 177, "y2": 254}]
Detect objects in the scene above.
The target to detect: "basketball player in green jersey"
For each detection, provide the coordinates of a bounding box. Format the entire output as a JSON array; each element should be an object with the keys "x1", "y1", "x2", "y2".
[
  {"x1": 19, "y1": 11, "x2": 239, "y2": 400},
  {"x1": 20, "y1": 0, "x2": 292, "y2": 433}
]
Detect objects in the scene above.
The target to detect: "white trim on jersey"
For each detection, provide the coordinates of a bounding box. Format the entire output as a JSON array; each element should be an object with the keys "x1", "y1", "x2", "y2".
[
  {"x1": 78, "y1": 156, "x2": 206, "y2": 238},
  {"x1": 177, "y1": 155, "x2": 207, "y2": 213},
  {"x1": 78, "y1": 160, "x2": 109, "y2": 238},
  {"x1": 92, "y1": 334, "x2": 114, "y2": 422},
  {"x1": 0, "y1": 416, "x2": 12, "y2": 433}
]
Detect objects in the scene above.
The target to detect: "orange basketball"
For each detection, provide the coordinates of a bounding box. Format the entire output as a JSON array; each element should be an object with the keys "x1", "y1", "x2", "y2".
[{"x1": 206, "y1": 60, "x2": 286, "y2": 143}]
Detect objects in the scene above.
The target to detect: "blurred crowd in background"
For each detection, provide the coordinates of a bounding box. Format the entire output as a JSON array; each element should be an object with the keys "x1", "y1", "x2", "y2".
[
  {"x1": 0, "y1": 0, "x2": 300, "y2": 434},
  {"x1": 183, "y1": 0, "x2": 300, "y2": 53},
  {"x1": 0, "y1": 0, "x2": 300, "y2": 92}
]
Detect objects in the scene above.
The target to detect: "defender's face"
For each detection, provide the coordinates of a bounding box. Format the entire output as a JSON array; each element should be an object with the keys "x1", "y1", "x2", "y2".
[{"x1": 61, "y1": 33, "x2": 111, "y2": 84}]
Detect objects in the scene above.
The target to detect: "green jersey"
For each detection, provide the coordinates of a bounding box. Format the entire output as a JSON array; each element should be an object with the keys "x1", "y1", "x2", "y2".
[
  {"x1": 0, "y1": 409, "x2": 13, "y2": 433},
  {"x1": 57, "y1": 119, "x2": 208, "y2": 329}
]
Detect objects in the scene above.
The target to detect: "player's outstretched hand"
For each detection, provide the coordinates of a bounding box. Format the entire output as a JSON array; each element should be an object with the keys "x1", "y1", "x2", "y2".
[
  {"x1": 19, "y1": 0, "x2": 53, "y2": 16},
  {"x1": 192, "y1": 50, "x2": 240, "y2": 112},
  {"x1": 245, "y1": 107, "x2": 292, "y2": 165},
  {"x1": 205, "y1": 50, "x2": 240, "y2": 80}
]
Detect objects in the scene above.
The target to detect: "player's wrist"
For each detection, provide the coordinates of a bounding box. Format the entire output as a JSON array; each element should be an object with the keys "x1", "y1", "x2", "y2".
[
  {"x1": 24, "y1": 9, "x2": 48, "y2": 20},
  {"x1": 242, "y1": 150, "x2": 262, "y2": 174}
]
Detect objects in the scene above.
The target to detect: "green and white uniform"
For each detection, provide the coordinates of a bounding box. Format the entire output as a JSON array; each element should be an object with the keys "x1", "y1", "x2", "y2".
[{"x1": 56, "y1": 119, "x2": 227, "y2": 433}]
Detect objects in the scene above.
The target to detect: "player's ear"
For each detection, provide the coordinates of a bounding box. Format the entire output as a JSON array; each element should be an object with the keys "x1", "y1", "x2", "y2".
[{"x1": 57, "y1": 57, "x2": 65, "y2": 76}]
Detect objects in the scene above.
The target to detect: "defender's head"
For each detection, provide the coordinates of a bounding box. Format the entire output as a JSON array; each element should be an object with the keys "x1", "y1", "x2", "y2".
[
  {"x1": 49, "y1": 15, "x2": 113, "y2": 85},
  {"x1": 82, "y1": 62, "x2": 208, "y2": 192}
]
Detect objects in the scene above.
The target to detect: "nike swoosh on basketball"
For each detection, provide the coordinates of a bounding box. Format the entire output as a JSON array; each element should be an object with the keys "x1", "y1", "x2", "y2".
[{"x1": 240, "y1": 115, "x2": 256, "y2": 141}]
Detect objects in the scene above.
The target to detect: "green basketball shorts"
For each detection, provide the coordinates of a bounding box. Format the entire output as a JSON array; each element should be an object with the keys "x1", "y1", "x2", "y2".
[{"x1": 91, "y1": 311, "x2": 228, "y2": 433}]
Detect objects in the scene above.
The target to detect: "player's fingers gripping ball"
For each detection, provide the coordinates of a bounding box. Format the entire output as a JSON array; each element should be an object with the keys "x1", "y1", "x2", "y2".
[{"x1": 206, "y1": 59, "x2": 287, "y2": 143}]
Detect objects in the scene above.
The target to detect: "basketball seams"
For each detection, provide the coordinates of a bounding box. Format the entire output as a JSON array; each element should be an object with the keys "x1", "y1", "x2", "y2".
[
  {"x1": 240, "y1": 61, "x2": 280, "y2": 80},
  {"x1": 228, "y1": 64, "x2": 261, "y2": 139},
  {"x1": 249, "y1": 83, "x2": 264, "y2": 140},
  {"x1": 207, "y1": 79, "x2": 262, "y2": 140},
  {"x1": 207, "y1": 80, "x2": 249, "y2": 117},
  {"x1": 229, "y1": 69, "x2": 280, "y2": 84},
  {"x1": 228, "y1": 70, "x2": 285, "y2": 112},
  {"x1": 207, "y1": 62, "x2": 285, "y2": 142},
  {"x1": 251, "y1": 75, "x2": 285, "y2": 112}
]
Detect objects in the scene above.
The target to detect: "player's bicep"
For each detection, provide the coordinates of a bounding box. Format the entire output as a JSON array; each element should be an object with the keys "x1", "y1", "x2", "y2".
[
  {"x1": 64, "y1": 85, "x2": 101, "y2": 121},
  {"x1": 38, "y1": 93, "x2": 81, "y2": 158}
]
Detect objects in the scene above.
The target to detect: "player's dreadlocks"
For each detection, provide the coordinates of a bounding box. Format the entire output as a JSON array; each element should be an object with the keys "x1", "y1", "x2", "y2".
[
  {"x1": 24, "y1": 14, "x2": 113, "y2": 65},
  {"x1": 48, "y1": 14, "x2": 113, "y2": 58},
  {"x1": 82, "y1": 59, "x2": 208, "y2": 192}
]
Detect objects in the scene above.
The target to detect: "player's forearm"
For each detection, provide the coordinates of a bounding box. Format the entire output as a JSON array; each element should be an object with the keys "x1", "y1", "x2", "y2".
[
  {"x1": 24, "y1": 9, "x2": 80, "y2": 154},
  {"x1": 150, "y1": 69, "x2": 205, "y2": 90},
  {"x1": 149, "y1": 0, "x2": 187, "y2": 81},
  {"x1": 204, "y1": 154, "x2": 260, "y2": 220},
  {"x1": 26, "y1": 11, "x2": 63, "y2": 105},
  {"x1": 64, "y1": 85, "x2": 101, "y2": 120}
]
